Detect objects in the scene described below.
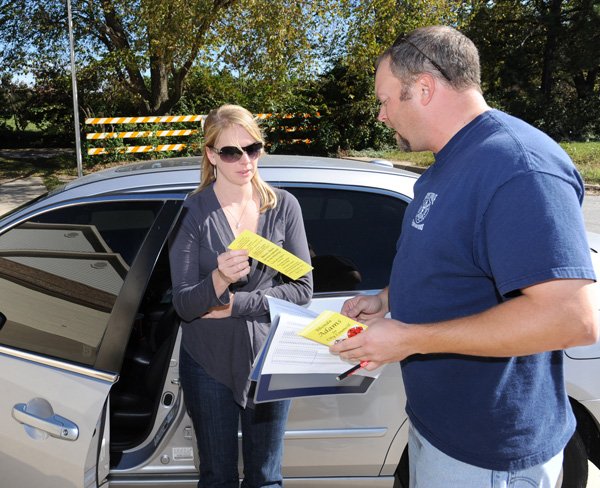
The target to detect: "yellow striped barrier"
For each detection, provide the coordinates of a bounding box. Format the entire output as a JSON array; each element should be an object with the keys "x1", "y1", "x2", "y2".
[
  {"x1": 86, "y1": 129, "x2": 198, "y2": 140},
  {"x1": 85, "y1": 113, "x2": 320, "y2": 156},
  {"x1": 88, "y1": 144, "x2": 191, "y2": 155},
  {"x1": 85, "y1": 115, "x2": 205, "y2": 124}
]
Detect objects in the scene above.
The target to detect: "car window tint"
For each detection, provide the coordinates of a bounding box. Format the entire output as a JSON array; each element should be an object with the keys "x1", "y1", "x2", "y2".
[
  {"x1": 0, "y1": 201, "x2": 162, "y2": 366},
  {"x1": 285, "y1": 187, "x2": 407, "y2": 292}
]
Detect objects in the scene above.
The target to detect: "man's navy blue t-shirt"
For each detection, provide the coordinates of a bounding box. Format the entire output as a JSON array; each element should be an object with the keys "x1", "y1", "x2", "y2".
[{"x1": 389, "y1": 109, "x2": 595, "y2": 471}]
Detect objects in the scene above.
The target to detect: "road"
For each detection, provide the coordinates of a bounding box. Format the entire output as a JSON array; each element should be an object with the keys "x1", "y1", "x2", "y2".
[{"x1": 584, "y1": 194, "x2": 600, "y2": 234}]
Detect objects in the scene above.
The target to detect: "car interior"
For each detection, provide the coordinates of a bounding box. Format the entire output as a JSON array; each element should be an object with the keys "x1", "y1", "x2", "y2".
[{"x1": 109, "y1": 248, "x2": 178, "y2": 460}]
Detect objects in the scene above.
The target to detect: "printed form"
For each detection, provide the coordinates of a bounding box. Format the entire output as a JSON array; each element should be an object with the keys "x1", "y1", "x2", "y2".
[{"x1": 259, "y1": 297, "x2": 380, "y2": 378}]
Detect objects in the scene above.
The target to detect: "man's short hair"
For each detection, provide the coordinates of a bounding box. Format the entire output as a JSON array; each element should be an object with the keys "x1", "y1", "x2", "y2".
[{"x1": 379, "y1": 25, "x2": 481, "y2": 92}]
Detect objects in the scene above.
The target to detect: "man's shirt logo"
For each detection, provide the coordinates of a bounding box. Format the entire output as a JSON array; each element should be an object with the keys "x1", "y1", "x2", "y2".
[{"x1": 412, "y1": 192, "x2": 437, "y2": 230}]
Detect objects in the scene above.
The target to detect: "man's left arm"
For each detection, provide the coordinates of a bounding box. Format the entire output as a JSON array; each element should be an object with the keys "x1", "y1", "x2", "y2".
[
  {"x1": 420, "y1": 277, "x2": 599, "y2": 357},
  {"x1": 331, "y1": 278, "x2": 598, "y2": 368}
]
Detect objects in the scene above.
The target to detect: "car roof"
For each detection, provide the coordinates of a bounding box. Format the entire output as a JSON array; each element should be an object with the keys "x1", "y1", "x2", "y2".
[
  {"x1": 4, "y1": 154, "x2": 418, "y2": 224},
  {"x1": 61, "y1": 154, "x2": 416, "y2": 188}
]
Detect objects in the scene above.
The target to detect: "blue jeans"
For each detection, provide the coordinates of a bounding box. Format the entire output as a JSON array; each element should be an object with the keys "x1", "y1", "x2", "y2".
[
  {"x1": 180, "y1": 347, "x2": 291, "y2": 488},
  {"x1": 408, "y1": 423, "x2": 563, "y2": 488}
]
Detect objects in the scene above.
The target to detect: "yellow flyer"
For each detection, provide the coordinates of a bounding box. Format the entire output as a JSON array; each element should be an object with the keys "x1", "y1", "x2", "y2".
[
  {"x1": 298, "y1": 310, "x2": 367, "y2": 346},
  {"x1": 228, "y1": 230, "x2": 313, "y2": 280}
]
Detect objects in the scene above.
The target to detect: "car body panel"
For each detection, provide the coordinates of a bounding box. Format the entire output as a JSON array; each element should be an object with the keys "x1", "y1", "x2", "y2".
[
  {"x1": 1, "y1": 155, "x2": 599, "y2": 487},
  {"x1": 0, "y1": 348, "x2": 113, "y2": 488}
]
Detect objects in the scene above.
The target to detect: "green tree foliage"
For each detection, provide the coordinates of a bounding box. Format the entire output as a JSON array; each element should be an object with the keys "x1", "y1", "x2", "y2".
[
  {"x1": 0, "y1": 0, "x2": 346, "y2": 115},
  {"x1": 312, "y1": 0, "x2": 467, "y2": 153},
  {"x1": 0, "y1": 76, "x2": 34, "y2": 131},
  {"x1": 2, "y1": 0, "x2": 598, "y2": 156},
  {"x1": 0, "y1": 73, "x2": 76, "y2": 147},
  {"x1": 465, "y1": 0, "x2": 600, "y2": 140}
]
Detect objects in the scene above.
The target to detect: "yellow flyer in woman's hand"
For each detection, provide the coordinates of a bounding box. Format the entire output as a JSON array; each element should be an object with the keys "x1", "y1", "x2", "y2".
[
  {"x1": 228, "y1": 230, "x2": 313, "y2": 280},
  {"x1": 298, "y1": 310, "x2": 367, "y2": 346}
]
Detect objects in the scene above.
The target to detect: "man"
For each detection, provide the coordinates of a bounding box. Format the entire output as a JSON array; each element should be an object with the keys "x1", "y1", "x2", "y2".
[{"x1": 330, "y1": 25, "x2": 599, "y2": 487}]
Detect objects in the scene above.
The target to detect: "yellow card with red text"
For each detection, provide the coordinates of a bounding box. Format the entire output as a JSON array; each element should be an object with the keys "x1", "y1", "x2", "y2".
[{"x1": 298, "y1": 310, "x2": 367, "y2": 346}]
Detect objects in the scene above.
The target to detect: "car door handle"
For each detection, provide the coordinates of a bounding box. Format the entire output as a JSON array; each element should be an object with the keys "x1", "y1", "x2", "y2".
[{"x1": 12, "y1": 403, "x2": 79, "y2": 441}]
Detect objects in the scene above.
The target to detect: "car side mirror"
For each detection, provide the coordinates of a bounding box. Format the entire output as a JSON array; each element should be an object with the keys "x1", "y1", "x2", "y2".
[{"x1": 0, "y1": 312, "x2": 6, "y2": 330}]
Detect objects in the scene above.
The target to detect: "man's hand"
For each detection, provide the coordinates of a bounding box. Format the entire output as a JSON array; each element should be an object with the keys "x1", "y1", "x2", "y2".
[
  {"x1": 341, "y1": 291, "x2": 388, "y2": 321},
  {"x1": 329, "y1": 317, "x2": 414, "y2": 370},
  {"x1": 333, "y1": 279, "x2": 599, "y2": 366}
]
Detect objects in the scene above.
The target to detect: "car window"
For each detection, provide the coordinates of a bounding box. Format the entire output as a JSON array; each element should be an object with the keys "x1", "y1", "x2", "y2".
[
  {"x1": 0, "y1": 201, "x2": 163, "y2": 366},
  {"x1": 284, "y1": 187, "x2": 408, "y2": 292}
]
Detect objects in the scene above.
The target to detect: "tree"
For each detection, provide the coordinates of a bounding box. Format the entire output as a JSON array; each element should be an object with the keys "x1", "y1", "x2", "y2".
[
  {"x1": 465, "y1": 0, "x2": 600, "y2": 139},
  {"x1": 0, "y1": 76, "x2": 34, "y2": 131},
  {"x1": 0, "y1": 0, "x2": 346, "y2": 115},
  {"x1": 310, "y1": 0, "x2": 468, "y2": 153}
]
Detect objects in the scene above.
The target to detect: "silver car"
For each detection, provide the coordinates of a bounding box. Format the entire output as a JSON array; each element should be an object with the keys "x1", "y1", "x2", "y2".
[{"x1": 1, "y1": 155, "x2": 599, "y2": 488}]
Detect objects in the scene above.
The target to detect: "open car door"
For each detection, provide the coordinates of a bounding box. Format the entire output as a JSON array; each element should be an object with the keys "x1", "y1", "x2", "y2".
[
  {"x1": 0, "y1": 198, "x2": 182, "y2": 487},
  {"x1": 0, "y1": 348, "x2": 113, "y2": 488}
]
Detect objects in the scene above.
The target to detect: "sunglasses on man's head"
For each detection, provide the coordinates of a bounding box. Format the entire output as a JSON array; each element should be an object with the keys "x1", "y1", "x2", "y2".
[
  {"x1": 210, "y1": 142, "x2": 263, "y2": 163},
  {"x1": 392, "y1": 33, "x2": 452, "y2": 82}
]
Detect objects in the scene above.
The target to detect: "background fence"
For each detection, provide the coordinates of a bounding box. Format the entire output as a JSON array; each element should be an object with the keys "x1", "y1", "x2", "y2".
[{"x1": 84, "y1": 113, "x2": 321, "y2": 159}]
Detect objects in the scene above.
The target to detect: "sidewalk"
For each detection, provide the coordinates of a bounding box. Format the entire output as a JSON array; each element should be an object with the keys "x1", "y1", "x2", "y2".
[{"x1": 0, "y1": 176, "x2": 47, "y2": 215}]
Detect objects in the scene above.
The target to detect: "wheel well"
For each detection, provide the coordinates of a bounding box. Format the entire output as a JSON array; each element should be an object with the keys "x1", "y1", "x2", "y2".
[
  {"x1": 393, "y1": 446, "x2": 409, "y2": 488},
  {"x1": 570, "y1": 398, "x2": 600, "y2": 470}
]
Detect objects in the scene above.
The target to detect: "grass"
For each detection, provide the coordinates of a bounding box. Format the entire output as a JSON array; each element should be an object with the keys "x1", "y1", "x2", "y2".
[
  {"x1": 347, "y1": 141, "x2": 600, "y2": 186},
  {"x1": 561, "y1": 142, "x2": 600, "y2": 185},
  {"x1": 345, "y1": 148, "x2": 434, "y2": 168},
  {"x1": 2, "y1": 117, "x2": 40, "y2": 131}
]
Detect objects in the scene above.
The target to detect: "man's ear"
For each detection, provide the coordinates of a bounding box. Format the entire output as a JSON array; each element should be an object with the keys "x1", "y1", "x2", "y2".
[{"x1": 418, "y1": 73, "x2": 436, "y2": 105}]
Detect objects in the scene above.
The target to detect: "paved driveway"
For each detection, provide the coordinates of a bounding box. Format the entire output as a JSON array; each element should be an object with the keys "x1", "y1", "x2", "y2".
[
  {"x1": 584, "y1": 194, "x2": 600, "y2": 234},
  {"x1": 0, "y1": 176, "x2": 46, "y2": 215}
]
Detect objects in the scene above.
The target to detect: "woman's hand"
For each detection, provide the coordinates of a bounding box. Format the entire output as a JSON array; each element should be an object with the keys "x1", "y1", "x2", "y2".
[
  {"x1": 217, "y1": 249, "x2": 250, "y2": 283},
  {"x1": 203, "y1": 293, "x2": 234, "y2": 319},
  {"x1": 212, "y1": 249, "x2": 250, "y2": 296}
]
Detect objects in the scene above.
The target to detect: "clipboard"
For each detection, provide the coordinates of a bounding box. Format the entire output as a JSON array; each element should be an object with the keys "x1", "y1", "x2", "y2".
[
  {"x1": 254, "y1": 370, "x2": 376, "y2": 403},
  {"x1": 250, "y1": 297, "x2": 380, "y2": 403}
]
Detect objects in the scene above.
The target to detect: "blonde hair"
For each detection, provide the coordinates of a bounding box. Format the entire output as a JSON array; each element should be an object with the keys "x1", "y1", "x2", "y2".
[{"x1": 195, "y1": 104, "x2": 277, "y2": 212}]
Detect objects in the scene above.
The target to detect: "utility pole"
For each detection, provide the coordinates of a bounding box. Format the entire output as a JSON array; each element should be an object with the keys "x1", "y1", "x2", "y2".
[{"x1": 66, "y1": 0, "x2": 83, "y2": 177}]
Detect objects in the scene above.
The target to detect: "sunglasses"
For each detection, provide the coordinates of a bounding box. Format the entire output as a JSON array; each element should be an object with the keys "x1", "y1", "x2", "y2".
[
  {"x1": 392, "y1": 34, "x2": 452, "y2": 82},
  {"x1": 210, "y1": 142, "x2": 263, "y2": 163}
]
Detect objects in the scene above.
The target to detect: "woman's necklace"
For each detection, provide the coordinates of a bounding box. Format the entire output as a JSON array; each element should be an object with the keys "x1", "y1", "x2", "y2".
[{"x1": 222, "y1": 197, "x2": 253, "y2": 229}]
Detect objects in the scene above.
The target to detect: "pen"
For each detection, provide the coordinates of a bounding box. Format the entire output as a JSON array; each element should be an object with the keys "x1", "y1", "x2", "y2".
[{"x1": 336, "y1": 361, "x2": 369, "y2": 382}]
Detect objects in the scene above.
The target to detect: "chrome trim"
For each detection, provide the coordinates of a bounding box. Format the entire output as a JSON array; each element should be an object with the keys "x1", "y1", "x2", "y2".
[
  {"x1": 312, "y1": 289, "x2": 379, "y2": 299},
  {"x1": 106, "y1": 475, "x2": 394, "y2": 487},
  {"x1": 0, "y1": 346, "x2": 117, "y2": 383},
  {"x1": 284, "y1": 428, "x2": 387, "y2": 439},
  {"x1": 12, "y1": 402, "x2": 79, "y2": 441}
]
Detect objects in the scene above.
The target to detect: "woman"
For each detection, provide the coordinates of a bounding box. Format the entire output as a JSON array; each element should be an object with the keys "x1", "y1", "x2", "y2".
[{"x1": 169, "y1": 104, "x2": 313, "y2": 488}]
